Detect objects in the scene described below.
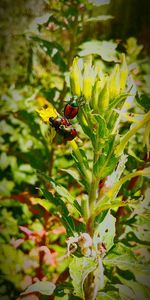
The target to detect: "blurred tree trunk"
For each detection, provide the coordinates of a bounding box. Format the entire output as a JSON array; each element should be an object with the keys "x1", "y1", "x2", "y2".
[{"x1": 108, "y1": 0, "x2": 150, "y2": 52}]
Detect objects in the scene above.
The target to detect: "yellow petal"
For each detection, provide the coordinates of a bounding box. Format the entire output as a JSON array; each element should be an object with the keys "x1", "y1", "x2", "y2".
[{"x1": 36, "y1": 103, "x2": 58, "y2": 123}]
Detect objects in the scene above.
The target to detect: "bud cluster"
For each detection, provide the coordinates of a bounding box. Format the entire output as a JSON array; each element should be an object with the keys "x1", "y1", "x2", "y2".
[{"x1": 70, "y1": 54, "x2": 128, "y2": 116}]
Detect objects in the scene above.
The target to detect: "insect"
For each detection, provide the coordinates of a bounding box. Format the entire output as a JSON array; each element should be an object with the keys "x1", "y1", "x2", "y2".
[
  {"x1": 64, "y1": 97, "x2": 79, "y2": 119},
  {"x1": 59, "y1": 127, "x2": 77, "y2": 141},
  {"x1": 49, "y1": 116, "x2": 77, "y2": 141},
  {"x1": 49, "y1": 117, "x2": 71, "y2": 129}
]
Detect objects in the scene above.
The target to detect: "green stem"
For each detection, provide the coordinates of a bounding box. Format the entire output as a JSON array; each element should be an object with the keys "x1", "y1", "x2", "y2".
[
  {"x1": 89, "y1": 176, "x2": 99, "y2": 213},
  {"x1": 88, "y1": 144, "x2": 100, "y2": 232},
  {"x1": 81, "y1": 198, "x2": 90, "y2": 222}
]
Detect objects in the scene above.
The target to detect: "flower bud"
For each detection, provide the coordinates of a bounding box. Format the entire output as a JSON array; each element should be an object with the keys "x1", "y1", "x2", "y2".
[
  {"x1": 92, "y1": 79, "x2": 103, "y2": 111},
  {"x1": 82, "y1": 59, "x2": 95, "y2": 101},
  {"x1": 81, "y1": 247, "x2": 91, "y2": 257},
  {"x1": 109, "y1": 64, "x2": 120, "y2": 99},
  {"x1": 98, "y1": 80, "x2": 109, "y2": 113},
  {"x1": 78, "y1": 233, "x2": 92, "y2": 248},
  {"x1": 120, "y1": 53, "x2": 128, "y2": 92},
  {"x1": 70, "y1": 57, "x2": 82, "y2": 96}
]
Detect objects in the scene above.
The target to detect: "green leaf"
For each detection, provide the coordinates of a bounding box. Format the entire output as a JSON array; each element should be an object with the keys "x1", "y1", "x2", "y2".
[
  {"x1": 71, "y1": 153, "x2": 90, "y2": 191},
  {"x1": 0, "y1": 209, "x2": 18, "y2": 241},
  {"x1": 40, "y1": 174, "x2": 75, "y2": 204},
  {"x1": 73, "y1": 200, "x2": 83, "y2": 216},
  {"x1": 18, "y1": 110, "x2": 49, "y2": 155},
  {"x1": 115, "y1": 284, "x2": 136, "y2": 300},
  {"x1": 0, "y1": 152, "x2": 10, "y2": 170},
  {"x1": 94, "y1": 135, "x2": 117, "y2": 178},
  {"x1": 41, "y1": 188, "x2": 76, "y2": 236},
  {"x1": 32, "y1": 36, "x2": 67, "y2": 71},
  {"x1": 104, "y1": 243, "x2": 150, "y2": 276},
  {"x1": 0, "y1": 179, "x2": 15, "y2": 196},
  {"x1": 94, "y1": 155, "x2": 118, "y2": 179},
  {"x1": 86, "y1": 15, "x2": 113, "y2": 22},
  {"x1": 94, "y1": 115, "x2": 108, "y2": 139},
  {"x1": 106, "y1": 153, "x2": 128, "y2": 189},
  {"x1": 136, "y1": 93, "x2": 150, "y2": 112},
  {"x1": 104, "y1": 243, "x2": 137, "y2": 270},
  {"x1": 101, "y1": 157, "x2": 118, "y2": 178},
  {"x1": 35, "y1": 13, "x2": 52, "y2": 25},
  {"x1": 60, "y1": 168, "x2": 81, "y2": 182},
  {"x1": 21, "y1": 281, "x2": 56, "y2": 296},
  {"x1": 41, "y1": 176, "x2": 82, "y2": 215},
  {"x1": 88, "y1": 0, "x2": 111, "y2": 6},
  {"x1": 79, "y1": 148, "x2": 90, "y2": 169},
  {"x1": 124, "y1": 281, "x2": 150, "y2": 299},
  {"x1": 69, "y1": 256, "x2": 97, "y2": 299},
  {"x1": 30, "y1": 197, "x2": 53, "y2": 211},
  {"x1": 93, "y1": 210, "x2": 116, "y2": 251},
  {"x1": 95, "y1": 197, "x2": 127, "y2": 216},
  {"x1": 78, "y1": 40, "x2": 118, "y2": 62},
  {"x1": 93, "y1": 154, "x2": 105, "y2": 178},
  {"x1": 116, "y1": 275, "x2": 150, "y2": 300},
  {"x1": 108, "y1": 93, "x2": 130, "y2": 109},
  {"x1": 125, "y1": 230, "x2": 150, "y2": 245},
  {"x1": 96, "y1": 291, "x2": 120, "y2": 300},
  {"x1": 0, "y1": 244, "x2": 26, "y2": 288}
]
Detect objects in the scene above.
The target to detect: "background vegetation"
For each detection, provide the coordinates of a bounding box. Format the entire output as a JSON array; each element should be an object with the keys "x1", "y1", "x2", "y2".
[{"x1": 0, "y1": 0, "x2": 150, "y2": 299}]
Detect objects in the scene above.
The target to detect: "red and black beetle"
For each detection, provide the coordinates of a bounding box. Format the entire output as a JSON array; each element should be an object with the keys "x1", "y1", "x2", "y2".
[
  {"x1": 49, "y1": 116, "x2": 77, "y2": 141},
  {"x1": 49, "y1": 117, "x2": 71, "y2": 129},
  {"x1": 64, "y1": 97, "x2": 79, "y2": 119},
  {"x1": 58, "y1": 127, "x2": 77, "y2": 141}
]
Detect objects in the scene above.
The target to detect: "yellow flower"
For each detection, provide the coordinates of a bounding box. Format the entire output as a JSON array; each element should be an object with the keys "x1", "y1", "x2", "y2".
[{"x1": 36, "y1": 100, "x2": 58, "y2": 123}]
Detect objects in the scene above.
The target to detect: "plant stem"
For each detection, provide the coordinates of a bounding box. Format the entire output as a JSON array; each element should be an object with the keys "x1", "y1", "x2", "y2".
[
  {"x1": 88, "y1": 145, "x2": 100, "y2": 234},
  {"x1": 89, "y1": 176, "x2": 99, "y2": 215},
  {"x1": 81, "y1": 198, "x2": 90, "y2": 222}
]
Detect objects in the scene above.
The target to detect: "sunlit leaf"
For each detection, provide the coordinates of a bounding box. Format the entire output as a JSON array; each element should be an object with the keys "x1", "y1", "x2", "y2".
[
  {"x1": 0, "y1": 179, "x2": 15, "y2": 196},
  {"x1": 104, "y1": 243, "x2": 150, "y2": 277},
  {"x1": 94, "y1": 115, "x2": 108, "y2": 139},
  {"x1": 94, "y1": 155, "x2": 118, "y2": 179},
  {"x1": 96, "y1": 291, "x2": 120, "y2": 300},
  {"x1": 88, "y1": 0, "x2": 111, "y2": 6},
  {"x1": 69, "y1": 256, "x2": 97, "y2": 299},
  {"x1": 35, "y1": 13, "x2": 52, "y2": 25},
  {"x1": 41, "y1": 188, "x2": 76, "y2": 235},
  {"x1": 78, "y1": 40, "x2": 118, "y2": 62},
  {"x1": 115, "y1": 284, "x2": 136, "y2": 300},
  {"x1": 86, "y1": 15, "x2": 113, "y2": 22},
  {"x1": 22, "y1": 281, "x2": 56, "y2": 296},
  {"x1": 42, "y1": 176, "x2": 75, "y2": 203},
  {"x1": 32, "y1": 37, "x2": 67, "y2": 71},
  {"x1": 93, "y1": 210, "x2": 116, "y2": 251},
  {"x1": 30, "y1": 197, "x2": 53, "y2": 211},
  {"x1": 116, "y1": 275, "x2": 150, "y2": 300}
]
